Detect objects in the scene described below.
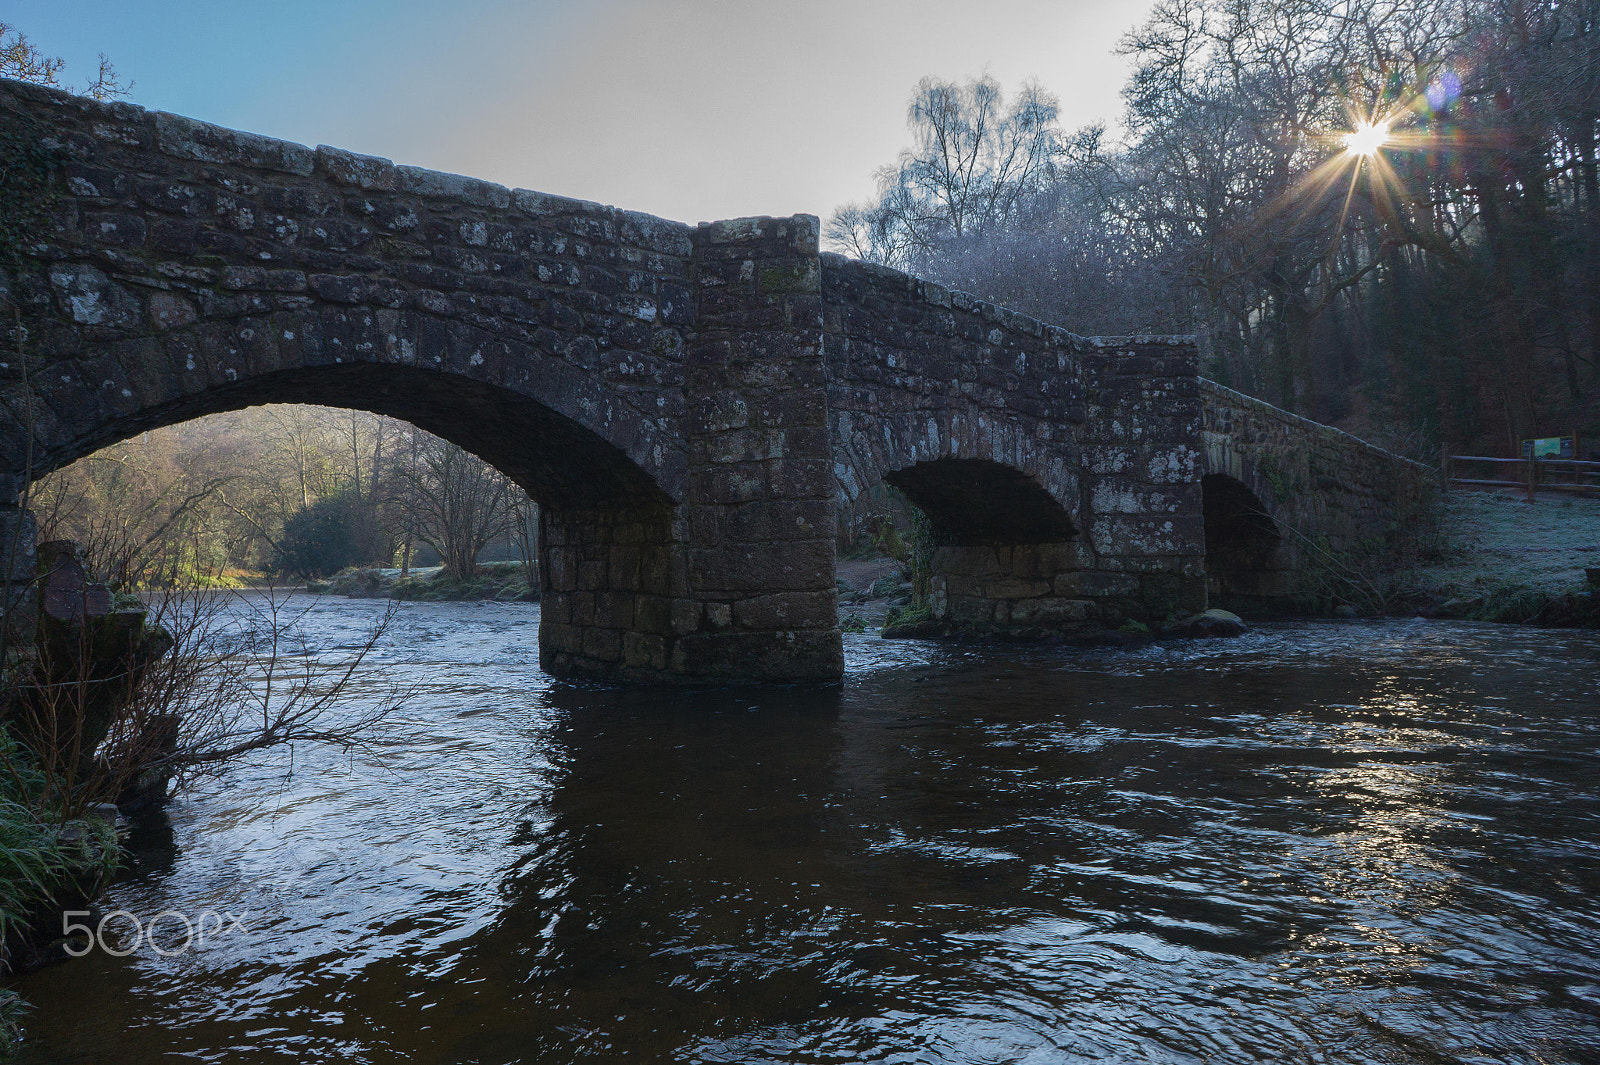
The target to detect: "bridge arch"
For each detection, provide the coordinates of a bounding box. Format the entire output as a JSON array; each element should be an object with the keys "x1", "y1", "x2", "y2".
[
  {"x1": 883, "y1": 458, "x2": 1078, "y2": 546},
  {"x1": 17, "y1": 357, "x2": 678, "y2": 512},
  {"x1": 14, "y1": 355, "x2": 686, "y2": 676},
  {"x1": 1200, "y1": 471, "x2": 1283, "y2": 600},
  {"x1": 819, "y1": 253, "x2": 1208, "y2": 631}
]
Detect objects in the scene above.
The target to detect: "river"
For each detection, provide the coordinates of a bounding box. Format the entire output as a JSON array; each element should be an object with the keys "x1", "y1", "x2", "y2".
[{"x1": 12, "y1": 594, "x2": 1600, "y2": 1063}]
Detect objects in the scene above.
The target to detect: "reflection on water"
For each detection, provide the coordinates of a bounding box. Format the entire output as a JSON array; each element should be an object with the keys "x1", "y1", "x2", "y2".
[{"x1": 12, "y1": 596, "x2": 1600, "y2": 1063}]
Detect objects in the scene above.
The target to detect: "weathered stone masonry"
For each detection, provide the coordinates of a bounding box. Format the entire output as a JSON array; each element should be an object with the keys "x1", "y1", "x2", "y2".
[
  {"x1": 0, "y1": 79, "x2": 1434, "y2": 680},
  {"x1": 822, "y1": 256, "x2": 1207, "y2": 629},
  {"x1": 1199, "y1": 379, "x2": 1437, "y2": 600},
  {"x1": 0, "y1": 78, "x2": 842, "y2": 681}
]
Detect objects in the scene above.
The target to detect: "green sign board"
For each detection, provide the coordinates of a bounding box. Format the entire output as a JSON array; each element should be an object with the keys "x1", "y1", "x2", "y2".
[{"x1": 1522, "y1": 436, "x2": 1576, "y2": 459}]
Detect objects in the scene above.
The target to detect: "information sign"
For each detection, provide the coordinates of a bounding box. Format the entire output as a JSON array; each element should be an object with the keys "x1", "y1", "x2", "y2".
[{"x1": 1522, "y1": 436, "x2": 1576, "y2": 459}]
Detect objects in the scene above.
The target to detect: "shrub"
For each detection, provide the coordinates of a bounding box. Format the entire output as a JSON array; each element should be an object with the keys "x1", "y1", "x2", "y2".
[{"x1": 271, "y1": 491, "x2": 383, "y2": 579}]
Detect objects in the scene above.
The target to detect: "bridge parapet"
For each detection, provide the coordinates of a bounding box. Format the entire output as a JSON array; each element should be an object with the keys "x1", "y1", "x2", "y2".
[{"x1": 1199, "y1": 378, "x2": 1437, "y2": 600}]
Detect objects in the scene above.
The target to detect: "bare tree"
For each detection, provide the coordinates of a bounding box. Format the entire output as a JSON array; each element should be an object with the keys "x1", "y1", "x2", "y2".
[
  {"x1": 508, "y1": 493, "x2": 539, "y2": 591},
  {"x1": 828, "y1": 74, "x2": 1062, "y2": 270},
  {"x1": 4, "y1": 584, "x2": 406, "y2": 816},
  {"x1": 0, "y1": 22, "x2": 127, "y2": 101},
  {"x1": 391, "y1": 430, "x2": 516, "y2": 581}
]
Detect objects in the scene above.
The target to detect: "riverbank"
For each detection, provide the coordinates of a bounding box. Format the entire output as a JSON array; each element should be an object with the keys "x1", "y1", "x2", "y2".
[
  {"x1": 307, "y1": 562, "x2": 538, "y2": 602},
  {"x1": 0, "y1": 748, "x2": 121, "y2": 1048},
  {"x1": 1399, "y1": 489, "x2": 1600, "y2": 625}
]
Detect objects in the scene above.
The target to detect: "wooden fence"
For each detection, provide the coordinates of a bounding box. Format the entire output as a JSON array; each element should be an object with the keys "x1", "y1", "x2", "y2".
[{"x1": 1442, "y1": 451, "x2": 1600, "y2": 500}]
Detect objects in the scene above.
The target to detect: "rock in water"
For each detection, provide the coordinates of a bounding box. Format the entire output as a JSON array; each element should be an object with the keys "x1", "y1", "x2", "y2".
[{"x1": 1162, "y1": 608, "x2": 1248, "y2": 638}]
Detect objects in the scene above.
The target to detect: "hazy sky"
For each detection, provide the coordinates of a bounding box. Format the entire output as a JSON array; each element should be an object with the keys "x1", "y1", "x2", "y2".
[{"x1": 14, "y1": 1, "x2": 1154, "y2": 226}]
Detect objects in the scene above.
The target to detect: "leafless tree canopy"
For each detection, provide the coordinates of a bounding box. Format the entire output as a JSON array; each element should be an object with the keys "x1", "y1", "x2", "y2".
[
  {"x1": 0, "y1": 21, "x2": 127, "y2": 102},
  {"x1": 830, "y1": 0, "x2": 1600, "y2": 457},
  {"x1": 390, "y1": 427, "x2": 517, "y2": 582}
]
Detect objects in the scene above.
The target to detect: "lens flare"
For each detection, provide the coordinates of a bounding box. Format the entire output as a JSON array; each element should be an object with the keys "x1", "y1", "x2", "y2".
[{"x1": 1343, "y1": 120, "x2": 1390, "y2": 157}]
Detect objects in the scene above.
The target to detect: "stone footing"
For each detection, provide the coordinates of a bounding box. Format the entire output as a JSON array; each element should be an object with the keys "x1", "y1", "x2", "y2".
[{"x1": 928, "y1": 540, "x2": 1206, "y2": 633}]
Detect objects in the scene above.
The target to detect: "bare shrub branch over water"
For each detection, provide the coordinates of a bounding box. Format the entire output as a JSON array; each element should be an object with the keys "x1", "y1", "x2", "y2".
[
  {"x1": 113, "y1": 588, "x2": 407, "y2": 788},
  {"x1": 3, "y1": 588, "x2": 406, "y2": 817}
]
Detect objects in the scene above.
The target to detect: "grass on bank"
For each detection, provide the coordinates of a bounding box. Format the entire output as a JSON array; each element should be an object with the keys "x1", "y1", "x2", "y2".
[
  {"x1": 0, "y1": 732, "x2": 120, "y2": 1051},
  {"x1": 1398, "y1": 490, "x2": 1600, "y2": 626}
]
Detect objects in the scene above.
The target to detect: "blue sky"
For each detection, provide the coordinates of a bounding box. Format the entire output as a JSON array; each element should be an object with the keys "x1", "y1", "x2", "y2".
[{"x1": 12, "y1": 1, "x2": 1151, "y2": 225}]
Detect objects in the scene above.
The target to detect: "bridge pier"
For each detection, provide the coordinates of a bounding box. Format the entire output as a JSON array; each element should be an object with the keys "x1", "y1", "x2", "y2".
[{"x1": 540, "y1": 216, "x2": 842, "y2": 682}]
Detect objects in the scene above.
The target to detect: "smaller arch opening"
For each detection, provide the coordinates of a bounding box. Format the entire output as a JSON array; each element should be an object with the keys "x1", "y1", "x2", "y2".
[
  {"x1": 1202, "y1": 473, "x2": 1281, "y2": 597},
  {"x1": 882, "y1": 459, "x2": 1076, "y2": 545}
]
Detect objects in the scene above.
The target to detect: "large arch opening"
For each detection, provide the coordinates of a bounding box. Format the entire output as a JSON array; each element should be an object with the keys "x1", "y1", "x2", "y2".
[
  {"x1": 15, "y1": 365, "x2": 684, "y2": 679},
  {"x1": 845, "y1": 458, "x2": 1090, "y2": 632},
  {"x1": 883, "y1": 459, "x2": 1078, "y2": 545},
  {"x1": 1201, "y1": 473, "x2": 1282, "y2": 600},
  {"x1": 26, "y1": 364, "x2": 673, "y2": 512}
]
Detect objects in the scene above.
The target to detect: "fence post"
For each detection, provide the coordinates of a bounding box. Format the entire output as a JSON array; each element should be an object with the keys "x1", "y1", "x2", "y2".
[
  {"x1": 1440, "y1": 444, "x2": 1450, "y2": 491},
  {"x1": 1526, "y1": 453, "x2": 1536, "y2": 503}
]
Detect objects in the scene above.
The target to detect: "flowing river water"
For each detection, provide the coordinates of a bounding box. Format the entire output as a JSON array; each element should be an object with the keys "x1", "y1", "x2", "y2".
[{"x1": 11, "y1": 594, "x2": 1600, "y2": 1063}]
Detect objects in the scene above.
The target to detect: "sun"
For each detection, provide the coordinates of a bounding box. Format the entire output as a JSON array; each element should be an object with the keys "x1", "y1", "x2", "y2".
[{"x1": 1342, "y1": 119, "x2": 1390, "y2": 158}]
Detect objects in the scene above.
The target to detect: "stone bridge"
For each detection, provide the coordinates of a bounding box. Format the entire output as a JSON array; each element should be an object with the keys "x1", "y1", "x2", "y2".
[{"x1": 0, "y1": 79, "x2": 1434, "y2": 681}]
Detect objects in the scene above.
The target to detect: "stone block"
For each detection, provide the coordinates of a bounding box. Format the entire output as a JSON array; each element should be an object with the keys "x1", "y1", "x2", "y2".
[
  {"x1": 618, "y1": 209, "x2": 693, "y2": 257},
  {"x1": 540, "y1": 594, "x2": 571, "y2": 625},
  {"x1": 547, "y1": 546, "x2": 579, "y2": 588},
  {"x1": 670, "y1": 598, "x2": 703, "y2": 635},
  {"x1": 581, "y1": 626, "x2": 622, "y2": 662},
  {"x1": 696, "y1": 216, "x2": 768, "y2": 246},
  {"x1": 688, "y1": 540, "x2": 835, "y2": 595},
  {"x1": 397, "y1": 165, "x2": 512, "y2": 208},
  {"x1": 1059, "y1": 571, "x2": 1141, "y2": 597},
  {"x1": 732, "y1": 591, "x2": 836, "y2": 631},
  {"x1": 315, "y1": 145, "x2": 396, "y2": 190},
  {"x1": 539, "y1": 622, "x2": 582, "y2": 654},
  {"x1": 595, "y1": 591, "x2": 636, "y2": 629},
  {"x1": 1003, "y1": 542, "x2": 1084, "y2": 579},
  {"x1": 622, "y1": 631, "x2": 667, "y2": 671},
  {"x1": 577, "y1": 560, "x2": 608, "y2": 590},
  {"x1": 1009, "y1": 598, "x2": 1091, "y2": 624},
  {"x1": 940, "y1": 575, "x2": 984, "y2": 599},
  {"x1": 148, "y1": 291, "x2": 196, "y2": 332},
  {"x1": 720, "y1": 499, "x2": 832, "y2": 543},
  {"x1": 946, "y1": 595, "x2": 994, "y2": 624},
  {"x1": 569, "y1": 592, "x2": 598, "y2": 626},
  {"x1": 670, "y1": 628, "x2": 841, "y2": 681},
  {"x1": 982, "y1": 578, "x2": 1051, "y2": 599},
  {"x1": 1090, "y1": 516, "x2": 1192, "y2": 557},
  {"x1": 632, "y1": 594, "x2": 670, "y2": 634},
  {"x1": 84, "y1": 212, "x2": 146, "y2": 248},
  {"x1": 932, "y1": 545, "x2": 1000, "y2": 577},
  {"x1": 155, "y1": 112, "x2": 314, "y2": 175},
  {"x1": 608, "y1": 545, "x2": 643, "y2": 590},
  {"x1": 50, "y1": 264, "x2": 142, "y2": 330},
  {"x1": 514, "y1": 187, "x2": 607, "y2": 218}
]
